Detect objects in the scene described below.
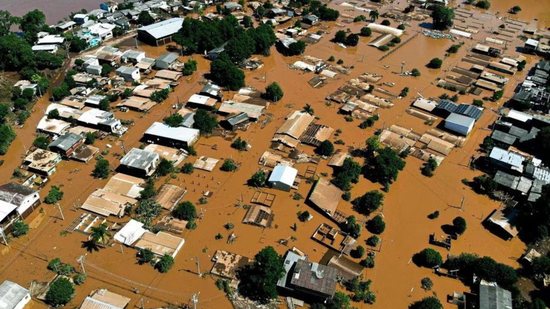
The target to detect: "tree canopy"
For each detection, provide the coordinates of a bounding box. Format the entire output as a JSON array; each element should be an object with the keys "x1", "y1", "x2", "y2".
[
  {"x1": 45, "y1": 277, "x2": 74, "y2": 307},
  {"x1": 316, "y1": 140, "x2": 335, "y2": 156},
  {"x1": 413, "y1": 248, "x2": 443, "y2": 268},
  {"x1": 431, "y1": 6, "x2": 454, "y2": 30},
  {"x1": 238, "y1": 246, "x2": 285, "y2": 303},
  {"x1": 409, "y1": 297, "x2": 443, "y2": 309},
  {"x1": 193, "y1": 109, "x2": 218, "y2": 134},
  {"x1": 365, "y1": 147, "x2": 406, "y2": 189},
  {"x1": 172, "y1": 201, "x2": 197, "y2": 221},
  {"x1": 332, "y1": 158, "x2": 362, "y2": 191},
  {"x1": 352, "y1": 190, "x2": 384, "y2": 216},
  {"x1": 92, "y1": 157, "x2": 110, "y2": 179},
  {"x1": 264, "y1": 82, "x2": 284, "y2": 102},
  {"x1": 210, "y1": 53, "x2": 245, "y2": 90}
]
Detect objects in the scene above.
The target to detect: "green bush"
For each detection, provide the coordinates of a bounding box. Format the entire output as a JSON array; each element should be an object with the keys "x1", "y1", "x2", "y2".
[
  {"x1": 413, "y1": 248, "x2": 443, "y2": 268},
  {"x1": 172, "y1": 201, "x2": 197, "y2": 221},
  {"x1": 366, "y1": 215, "x2": 386, "y2": 234},
  {"x1": 155, "y1": 254, "x2": 174, "y2": 273},
  {"x1": 45, "y1": 278, "x2": 74, "y2": 306},
  {"x1": 12, "y1": 220, "x2": 29, "y2": 237},
  {"x1": 44, "y1": 186, "x2": 63, "y2": 204}
]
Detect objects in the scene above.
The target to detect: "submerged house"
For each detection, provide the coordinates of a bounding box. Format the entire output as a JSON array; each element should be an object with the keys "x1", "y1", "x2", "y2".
[
  {"x1": 268, "y1": 164, "x2": 298, "y2": 191},
  {"x1": 137, "y1": 17, "x2": 184, "y2": 46},
  {"x1": 119, "y1": 148, "x2": 160, "y2": 177},
  {"x1": 0, "y1": 183, "x2": 40, "y2": 232}
]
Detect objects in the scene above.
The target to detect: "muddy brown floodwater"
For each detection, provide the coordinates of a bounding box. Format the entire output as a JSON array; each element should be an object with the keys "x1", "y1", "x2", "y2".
[{"x1": 0, "y1": 2, "x2": 546, "y2": 309}]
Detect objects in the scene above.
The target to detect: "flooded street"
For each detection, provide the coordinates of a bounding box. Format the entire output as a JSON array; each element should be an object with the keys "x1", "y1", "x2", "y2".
[{"x1": 0, "y1": 1, "x2": 547, "y2": 308}]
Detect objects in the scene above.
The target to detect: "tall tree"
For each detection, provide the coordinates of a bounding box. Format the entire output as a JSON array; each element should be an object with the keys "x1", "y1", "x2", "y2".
[
  {"x1": 238, "y1": 246, "x2": 285, "y2": 303},
  {"x1": 431, "y1": 6, "x2": 454, "y2": 30},
  {"x1": 20, "y1": 9, "x2": 46, "y2": 43},
  {"x1": 0, "y1": 10, "x2": 19, "y2": 36}
]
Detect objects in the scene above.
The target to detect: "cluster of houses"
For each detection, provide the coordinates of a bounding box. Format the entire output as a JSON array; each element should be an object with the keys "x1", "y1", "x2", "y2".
[{"x1": 511, "y1": 60, "x2": 550, "y2": 113}]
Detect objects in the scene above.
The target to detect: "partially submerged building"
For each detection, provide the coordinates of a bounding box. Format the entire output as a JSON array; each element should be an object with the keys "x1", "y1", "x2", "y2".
[
  {"x1": 0, "y1": 183, "x2": 40, "y2": 231},
  {"x1": 48, "y1": 133, "x2": 85, "y2": 158},
  {"x1": 444, "y1": 113, "x2": 475, "y2": 136},
  {"x1": 137, "y1": 17, "x2": 184, "y2": 46},
  {"x1": 23, "y1": 149, "x2": 62, "y2": 176},
  {"x1": 119, "y1": 148, "x2": 160, "y2": 177},
  {"x1": 478, "y1": 280, "x2": 512, "y2": 309},
  {"x1": 307, "y1": 178, "x2": 342, "y2": 219},
  {"x1": 268, "y1": 164, "x2": 298, "y2": 191},
  {"x1": 143, "y1": 122, "x2": 200, "y2": 149},
  {"x1": 0, "y1": 280, "x2": 31, "y2": 309},
  {"x1": 80, "y1": 289, "x2": 131, "y2": 309}
]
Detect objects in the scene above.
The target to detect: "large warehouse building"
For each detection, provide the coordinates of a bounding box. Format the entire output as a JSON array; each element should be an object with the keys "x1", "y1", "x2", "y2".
[{"x1": 137, "y1": 18, "x2": 184, "y2": 46}]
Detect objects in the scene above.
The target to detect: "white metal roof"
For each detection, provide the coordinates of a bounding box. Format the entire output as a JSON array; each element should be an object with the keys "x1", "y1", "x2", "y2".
[
  {"x1": 114, "y1": 219, "x2": 146, "y2": 246},
  {"x1": 138, "y1": 17, "x2": 184, "y2": 39},
  {"x1": 489, "y1": 147, "x2": 525, "y2": 169},
  {"x1": 268, "y1": 164, "x2": 298, "y2": 186},
  {"x1": 506, "y1": 109, "x2": 533, "y2": 123},
  {"x1": 0, "y1": 280, "x2": 29, "y2": 309},
  {"x1": 144, "y1": 122, "x2": 200, "y2": 143},
  {"x1": 446, "y1": 113, "x2": 475, "y2": 127}
]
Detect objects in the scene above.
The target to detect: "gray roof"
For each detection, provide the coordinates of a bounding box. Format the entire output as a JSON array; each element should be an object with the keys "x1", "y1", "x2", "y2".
[
  {"x1": 116, "y1": 66, "x2": 138, "y2": 75},
  {"x1": 277, "y1": 251, "x2": 306, "y2": 288},
  {"x1": 0, "y1": 183, "x2": 37, "y2": 207},
  {"x1": 225, "y1": 112, "x2": 249, "y2": 126},
  {"x1": 120, "y1": 148, "x2": 159, "y2": 170},
  {"x1": 289, "y1": 259, "x2": 338, "y2": 298},
  {"x1": 491, "y1": 130, "x2": 517, "y2": 146},
  {"x1": 200, "y1": 83, "x2": 221, "y2": 98},
  {"x1": 446, "y1": 113, "x2": 475, "y2": 127},
  {"x1": 49, "y1": 133, "x2": 84, "y2": 152},
  {"x1": 156, "y1": 52, "x2": 179, "y2": 64},
  {"x1": 144, "y1": 121, "x2": 200, "y2": 143},
  {"x1": 0, "y1": 281, "x2": 29, "y2": 309},
  {"x1": 493, "y1": 170, "x2": 519, "y2": 189},
  {"x1": 479, "y1": 281, "x2": 512, "y2": 309},
  {"x1": 138, "y1": 17, "x2": 184, "y2": 39}
]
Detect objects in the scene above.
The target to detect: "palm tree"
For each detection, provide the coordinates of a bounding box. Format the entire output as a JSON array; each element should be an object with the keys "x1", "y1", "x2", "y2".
[
  {"x1": 303, "y1": 104, "x2": 314, "y2": 115},
  {"x1": 90, "y1": 223, "x2": 111, "y2": 246},
  {"x1": 369, "y1": 10, "x2": 379, "y2": 22}
]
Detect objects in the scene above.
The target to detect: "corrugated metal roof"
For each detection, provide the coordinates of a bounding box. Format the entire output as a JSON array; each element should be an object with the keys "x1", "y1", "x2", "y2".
[{"x1": 138, "y1": 17, "x2": 183, "y2": 39}]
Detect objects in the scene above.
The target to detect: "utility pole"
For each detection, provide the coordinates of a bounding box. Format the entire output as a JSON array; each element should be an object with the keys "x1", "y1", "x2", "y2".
[
  {"x1": 194, "y1": 257, "x2": 202, "y2": 277},
  {"x1": 56, "y1": 203, "x2": 65, "y2": 220},
  {"x1": 191, "y1": 292, "x2": 200, "y2": 309},
  {"x1": 460, "y1": 196, "x2": 465, "y2": 211},
  {"x1": 401, "y1": 61, "x2": 405, "y2": 75},
  {"x1": 77, "y1": 255, "x2": 86, "y2": 274},
  {"x1": 0, "y1": 228, "x2": 9, "y2": 246}
]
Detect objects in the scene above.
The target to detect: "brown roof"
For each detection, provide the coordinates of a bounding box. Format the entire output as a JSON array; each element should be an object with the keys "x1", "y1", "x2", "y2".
[
  {"x1": 134, "y1": 231, "x2": 185, "y2": 257},
  {"x1": 103, "y1": 173, "x2": 145, "y2": 199},
  {"x1": 210, "y1": 250, "x2": 250, "y2": 279},
  {"x1": 308, "y1": 178, "x2": 342, "y2": 216},
  {"x1": 276, "y1": 111, "x2": 315, "y2": 139},
  {"x1": 242, "y1": 205, "x2": 273, "y2": 227},
  {"x1": 81, "y1": 189, "x2": 137, "y2": 217},
  {"x1": 327, "y1": 255, "x2": 364, "y2": 281},
  {"x1": 80, "y1": 289, "x2": 131, "y2": 309},
  {"x1": 289, "y1": 259, "x2": 338, "y2": 298},
  {"x1": 155, "y1": 184, "x2": 186, "y2": 210}
]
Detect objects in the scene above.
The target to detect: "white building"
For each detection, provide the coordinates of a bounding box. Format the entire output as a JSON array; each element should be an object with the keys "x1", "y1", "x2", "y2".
[
  {"x1": 116, "y1": 66, "x2": 141, "y2": 82},
  {"x1": 0, "y1": 183, "x2": 40, "y2": 231},
  {"x1": 119, "y1": 148, "x2": 160, "y2": 177},
  {"x1": 268, "y1": 164, "x2": 298, "y2": 191},
  {"x1": 143, "y1": 122, "x2": 200, "y2": 149},
  {"x1": 444, "y1": 113, "x2": 475, "y2": 136},
  {"x1": 0, "y1": 281, "x2": 31, "y2": 309}
]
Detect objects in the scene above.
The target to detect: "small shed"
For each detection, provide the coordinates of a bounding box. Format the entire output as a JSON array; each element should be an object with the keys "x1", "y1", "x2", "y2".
[
  {"x1": 268, "y1": 164, "x2": 298, "y2": 191},
  {"x1": 116, "y1": 66, "x2": 140, "y2": 82},
  {"x1": 155, "y1": 52, "x2": 179, "y2": 69}
]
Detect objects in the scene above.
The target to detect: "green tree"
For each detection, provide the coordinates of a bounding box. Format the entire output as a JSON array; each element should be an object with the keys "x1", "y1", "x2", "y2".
[
  {"x1": 45, "y1": 277, "x2": 74, "y2": 307},
  {"x1": 20, "y1": 9, "x2": 46, "y2": 43},
  {"x1": 68, "y1": 35, "x2": 88, "y2": 52},
  {"x1": 225, "y1": 31, "x2": 255, "y2": 63},
  {"x1": 264, "y1": 82, "x2": 284, "y2": 102},
  {"x1": 427, "y1": 58, "x2": 443, "y2": 69},
  {"x1": 220, "y1": 159, "x2": 238, "y2": 172},
  {"x1": 243, "y1": 15, "x2": 253, "y2": 28},
  {"x1": 421, "y1": 277, "x2": 433, "y2": 290},
  {"x1": 509, "y1": 5, "x2": 521, "y2": 14},
  {"x1": 365, "y1": 147, "x2": 406, "y2": 189},
  {"x1": 99, "y1": 98, "x2": 110, "y2": 111},
  {"x1": 0, "y1": 10, "x2": 19, "y2": 36},
  {"x1": 284, "y1": 41, "x2": 306, "y2": 56},
  {"x1": 182, "y1": 59, "x2": 197, "y2": 76},
  {"x1": 92, "y1": 157, "x2": 110, "y2": 179},
  {"x1": 352, "y1": 190, "x2": 384, "y2": 215},
  {"x1": 324, "y1": 292, "x2": 352, "y2": 309},
  {"x1": 155, "y1": 254, "x2": 174, "y2": 273},
  {"x1": 35, "y1": 52, "x2": 64, "y2": 70},
  {"x1": 181, "y1": 162, "x2": 194, "y2": 174},
  {"x1": 345, "y1": 33, "x2": 359, "y2": 46},
  {"x1": 414, "y1": 248, "x2": 443, "y2": 268},
  {"x1": 0, "y1": 124, "x2": 16, "y2": 155},
  {"x1": 366, "y1": 215, "x2": 386, "y2": 234},
  {"x1": 12, "y1": 220, "x2": 29, "y2": 237},
  {"x1": 452, "y1": 216, "x2": 467, "y2": 235},
  {"x1": 351, "y1": 245, "x2": 365, "y2": 259},
  {"x1": 172, "y1": 201, "x2": 197, "y2": 221},
  {"x1": 316, "y1": 140, "x2": 334, "y2": 156},
  {"x1": 150, "y1": 89, "x2": 170, "y2": 103},
  {"x1": 45, "y1": 186, "x2": 64, "y2": 204},
  {"x1": 193, "y1": 109, "x2": 218, "y2": 134},
  {"x1": 334, "y1": 30, "x2": 347, "y2": 43},
  {"x1": 231, "y1": 137, "x2": 248, "y2": 151},
  {"x1": 411, "y1": 68, "x2": 421, "y2": 76},
  {"x1": 137, "y1": 11, "x2": 155, "y2": 25},
  {"x1": 137, "y1": 248, "x2": 155, "y2": 265},
  {"x1": 210, "y1": 53, "x2": 245, "y2": 90},
  {"x1": 155, "y1": 158, "x2": 175, "y2": 176},
  {"x1": 163, "y1": 113, "x2": 183, "y2": 127},
  {"x1": 366, "y1": 235, "x2": 379, "y2": 247},
  {"x1": 409, "y1": 296, "x2": 442, "y2": 309},
  {"x1": 332, "y1": 158, "x2": 362, "y2": 191},
  {"x1": 476, "y1": 0, "x2": 490, "y2": 9},
  {"x1": 0, "y1": 34, "x2": 35, "y2": 71},
  {"x1": 431, "y1": 6, "x2": 454, "y2": 30},
  {"x1": 139, "y1": 179, "x2": 156, "y2": 200},
  {"x1": 360, "y1": 27, "x2": 372, "y2": 36},
  {"x1": 250, "y1": 24, "x2": 276, "y2": 55},
  {"x1": 90, "y1": 223, "x2": 110, "y2": 246},
  {"x1": 33, "y1": 135, "x2": 50, "y2": 149},
  {"x1": 369, "y1": 10, "x2": 379, "y2": 21},
  {"x1": 0, "y1": 104, "x2": 9, "y2": 124},
  {"x1": 248, "y1": 170, "x2": 267, "y2": 187},
  {"x1": 52, "y1": 84, "x2": 70, "y2": 101},
  {"x1": 342, "y1": 216, "x2": 361, "y2": 238},
  {"x1": 237, "y1": 246, "x2": 285, "y2": 303},
  {"x1": 421, "y1": 158, "x2": 438, "y2": 177},
  {"x1": 135, "y1": 199, "x2": 161, "y2": 227}
]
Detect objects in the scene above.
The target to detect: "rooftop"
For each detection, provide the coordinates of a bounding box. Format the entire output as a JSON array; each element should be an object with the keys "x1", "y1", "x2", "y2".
[
  {"x1": 144, "y1": 122, "x2": 200, "y2": 143},
  {"x1": 138, "y1": 17, "x2": 184, "y2": 39},
  {"x1": 0, "y1": 281, "x2": 29, "y2": 309},
  {"x1": 308, "y1": 178, "x2": 342, "y2": 217},
  {"x1": 269, "y1": 164, "x2": 298, "y2": 187},
  {"x1": 48, "y1": 133, "x2": 84, "y2": 152},
  {"x1": 479, "y1": 280, "x2": 512, "y2": 309},
  {"x1": 0, "y1": 183, "x2": 37, "y2": 208},
  {"x1": 120, "y1": 148, "x2": 159, "y2": 170},
  {"x1": 289, "y1": 259, "x2": 338, "y2": 298}
]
